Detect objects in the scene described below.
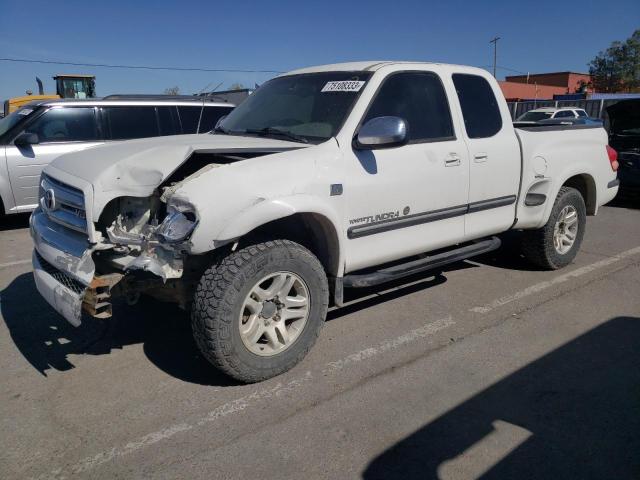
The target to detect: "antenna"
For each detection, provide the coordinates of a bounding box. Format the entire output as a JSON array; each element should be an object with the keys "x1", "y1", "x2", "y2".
[
  {"x1": 490, "y1": 36, "x2": 501, "y2": 78},
  {"x1": 196, "y1": 80, "x2": 224, "y2": 132}
]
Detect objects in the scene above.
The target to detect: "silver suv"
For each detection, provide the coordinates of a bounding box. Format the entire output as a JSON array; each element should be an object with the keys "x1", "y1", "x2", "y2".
[{"x1": 0, "y1": 97, "x2": 234, "y2": 215}]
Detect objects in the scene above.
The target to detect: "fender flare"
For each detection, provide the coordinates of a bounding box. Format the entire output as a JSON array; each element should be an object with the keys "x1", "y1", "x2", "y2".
[
  {"x1": 193, "y1": 194, "x2": 346, "y2": 276},
  {"x1": 538, "y1": 168, "x2": 598, "y2": 227}
]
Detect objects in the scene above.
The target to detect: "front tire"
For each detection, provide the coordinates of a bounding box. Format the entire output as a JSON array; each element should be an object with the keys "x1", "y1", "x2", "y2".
[
  {"x1": 192, "y1": 240, "x2": 329, "y2": 383},
  {"x1": 522, "y1": 186, "x2": 586, "y2": 270}
]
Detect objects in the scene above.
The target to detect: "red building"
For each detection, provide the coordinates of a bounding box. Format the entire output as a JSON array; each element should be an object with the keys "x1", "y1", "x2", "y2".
[{"x1": 498, "y1": 71, "x2": 593, "y2": 101}]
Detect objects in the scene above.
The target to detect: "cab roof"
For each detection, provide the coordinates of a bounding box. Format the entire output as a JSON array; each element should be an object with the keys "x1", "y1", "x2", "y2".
[{"x1": 284, "y1": 60, "x2": 488, "y2": 76}]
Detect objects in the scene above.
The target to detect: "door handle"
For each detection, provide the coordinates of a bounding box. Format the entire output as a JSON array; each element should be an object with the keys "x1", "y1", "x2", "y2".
[
  {"x1": 474, "y1": 153, "x2": 488, "y2": 163},
  {"x1": 444, "y1": 154, "x2": 461, "y2": 167}
]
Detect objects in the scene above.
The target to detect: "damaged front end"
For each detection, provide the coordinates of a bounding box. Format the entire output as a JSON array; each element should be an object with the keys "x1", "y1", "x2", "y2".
[
  {"x1": 32, "y1": 153, "x2": 241, "y2": 326},
  {"x1": 85, "y1": 186, "x2": 204, "y2": 318},
  {"x1": 101, "y1": 195, "x2": 197, "y2": 281}
]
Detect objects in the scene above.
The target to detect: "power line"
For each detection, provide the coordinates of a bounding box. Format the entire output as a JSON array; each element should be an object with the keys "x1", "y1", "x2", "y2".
[{"x1": 0, "y1": 57, "x2": 283, "y2": 74}]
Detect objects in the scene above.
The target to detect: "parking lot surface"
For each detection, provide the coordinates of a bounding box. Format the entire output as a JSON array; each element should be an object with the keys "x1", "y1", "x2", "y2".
[{"x1": 1, "y1": 202, "x2": 639, "y2": 479}]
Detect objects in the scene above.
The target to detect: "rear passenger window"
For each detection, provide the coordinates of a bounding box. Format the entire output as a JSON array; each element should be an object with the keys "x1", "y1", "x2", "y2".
[
  {"x1": 555, "y1": 110, "x2": 574, "y2": 118},
  {"x1": 25, "y1": 107, "x2": 98, "y2": 143},
  {"x1": 198, "y1": 106, "x2": 232, "y2": 133},
  {"x1": 157, "y1": 106, "x2": 179, "y2": 136},
  {"x1": 103, "y1": 107, "x2": 159, "y2": 140},
  {"x1": 452, "y1": 74, "x2": 502, "y2": 138},
  {"x1": 177, "y1": 106, "x2": 203, "y2": 133},
  {"x1": 576, "y1": 110, "x2": 588, "y2": 117},
  {"x1": 363, "y1": 72, "x2": 454, "y2": 142}
]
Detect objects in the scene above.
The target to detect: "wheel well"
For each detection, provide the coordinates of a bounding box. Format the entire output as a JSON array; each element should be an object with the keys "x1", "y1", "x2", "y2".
[
  {"x1": 563, "y1": 174, "x2": 597, "y2": 215},
  {"x1": 241, "y1": 213, "x2": 341, "y2": 277}
]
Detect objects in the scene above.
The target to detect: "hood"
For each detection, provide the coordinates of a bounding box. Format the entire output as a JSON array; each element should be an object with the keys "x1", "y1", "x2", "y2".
[{"x1": 48, "y1": 133, "x2": 308, "y2": 195}]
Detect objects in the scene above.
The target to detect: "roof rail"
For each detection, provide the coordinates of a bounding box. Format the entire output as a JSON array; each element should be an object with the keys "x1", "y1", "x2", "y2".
[{"x1": 101, "y1": 94, "x2": 225, "y2": 101}]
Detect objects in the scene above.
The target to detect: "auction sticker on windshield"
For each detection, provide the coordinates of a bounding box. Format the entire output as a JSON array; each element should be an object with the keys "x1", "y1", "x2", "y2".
[{"x1": 321, "y1": 80, "x2": 366, "y2": 92}]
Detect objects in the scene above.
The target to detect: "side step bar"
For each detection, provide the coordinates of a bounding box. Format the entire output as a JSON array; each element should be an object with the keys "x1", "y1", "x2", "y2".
[{"x1": 342, "y1": 236, "x2": 502, "y2": 289}]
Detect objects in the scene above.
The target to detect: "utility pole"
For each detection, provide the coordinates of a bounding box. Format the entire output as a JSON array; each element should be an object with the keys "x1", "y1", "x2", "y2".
[{"x1": 490, "y1": 36, "x2": 501, "y2": 78}]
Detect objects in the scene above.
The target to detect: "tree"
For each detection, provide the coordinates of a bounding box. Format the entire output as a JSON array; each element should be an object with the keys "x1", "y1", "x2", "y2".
[
  {"x1": 163, "y1": 86, "x2": 180, "y2": 95},
  {"x1": 228, "y1": 83, "x2": 245, "y2": 90},
  {"x1": 588, "y1": 30, "x2": 640, "y2": 93}
]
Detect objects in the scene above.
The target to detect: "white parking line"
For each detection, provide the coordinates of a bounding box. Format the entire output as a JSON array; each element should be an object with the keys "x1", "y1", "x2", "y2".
[
  {"x1": 0, "y1": 258, "x2": 31, "y2": 270},
  {"x1": 470, "y1": 245, "x2": 640, "y2": 314},
  {"x1": 35, "y1": 316, "x2": 455, "y2": 479}
]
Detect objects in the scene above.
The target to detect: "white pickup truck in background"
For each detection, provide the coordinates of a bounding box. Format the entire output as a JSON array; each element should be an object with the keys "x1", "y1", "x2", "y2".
[{"x1": 30, "y1": 61, "x2": 620, "y2": 383}]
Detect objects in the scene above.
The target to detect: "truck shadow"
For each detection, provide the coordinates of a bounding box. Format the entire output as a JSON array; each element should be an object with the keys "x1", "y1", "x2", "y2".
[
  {"x1": 362, "y1": 316, "x2": 640, "y2": 480},
  {"x1": 608, "y1": 193, "x2": 640, "y2": 210},
  {"x1": 2, "y1": 263, "x2": 476, "y2": 386},
  {"x1": 0, "y1": 272, "x2": 236, "y2": 386},
  {"x1": 2, "y1": 247, "x2": 537, "y2": 387},
  {"x1": 0, "y1": 213, "x2": 31, "y2": 232}
]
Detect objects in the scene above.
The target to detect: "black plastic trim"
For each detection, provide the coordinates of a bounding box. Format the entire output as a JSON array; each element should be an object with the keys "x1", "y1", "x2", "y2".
[
  {"x1": 348, "y1": 204, "x2": 468, "y2": 239},
  {"x1": 343, "y1": 237, "x2": 501, "y2": 288},
  {"x1": 607, "y1": 178, "x2": 620, "y2": 189},
  {"x1": 524, "y1": 193, "x2": 546, "y2": 206},
  {"x1": 467, "y1": 195, "x2": 517, "y2": 213},
  {"x1": 347, "y1": 195, "x2": 517, "y2": 239}
]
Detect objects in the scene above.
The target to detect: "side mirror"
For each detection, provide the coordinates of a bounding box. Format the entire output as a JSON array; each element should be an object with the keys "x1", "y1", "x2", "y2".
[
  {"x1": 354, "y1": 116, "x2": 407, "y2": 150},
  {"x1": 14, "y1": 132, "x2": 39, "y2": 146}
]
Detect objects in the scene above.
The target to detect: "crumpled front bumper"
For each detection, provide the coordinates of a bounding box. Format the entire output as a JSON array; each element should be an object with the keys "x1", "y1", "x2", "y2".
[{"x1": 30, "y1": 208, "x2": 95, "y2": 326}]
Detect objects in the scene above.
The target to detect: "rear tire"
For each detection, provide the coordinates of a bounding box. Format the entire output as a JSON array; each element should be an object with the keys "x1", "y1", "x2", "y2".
[
  {"x1": 191, "y1": 240, "x2": 329, "y2": 383},
  {"x1": 522, "y1": 186, "x2": 586, "y2": 270}
]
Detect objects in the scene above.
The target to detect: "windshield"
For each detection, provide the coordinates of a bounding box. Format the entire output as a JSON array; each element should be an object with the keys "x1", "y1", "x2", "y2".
[
  {"x1": 0, "y1": 107, "x2": 36, "y2": 137},
  {"x1": 218, "y1": 71, "x2": 373, "y2": 143},
  {"x1": 517, "y1": 111, "x2": 553, "y2": 122}
]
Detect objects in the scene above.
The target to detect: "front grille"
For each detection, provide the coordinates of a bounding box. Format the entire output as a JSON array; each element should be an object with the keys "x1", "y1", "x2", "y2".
[
  {"x1": 40, "y1": 174, "x2": 87, "y2": 233},
  {"x1": 35, "y1": 251, "x2": 86, "y2": 295}
]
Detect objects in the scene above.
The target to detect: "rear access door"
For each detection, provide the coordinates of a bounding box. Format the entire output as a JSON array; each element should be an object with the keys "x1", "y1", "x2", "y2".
[{"x1": 450, "y1": 72, "x2": 521, "y2": 239}]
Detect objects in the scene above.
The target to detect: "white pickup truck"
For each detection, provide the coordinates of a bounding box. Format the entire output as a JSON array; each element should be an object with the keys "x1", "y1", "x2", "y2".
[{"x1": 30, "y1": 61, "x2": 620, "y2": 382}]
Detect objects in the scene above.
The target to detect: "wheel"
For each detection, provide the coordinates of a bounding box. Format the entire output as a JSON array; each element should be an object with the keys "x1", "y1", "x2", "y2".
[
  {"x1": 191, "y1": 239, "x2": 329, "y2": 383},
  {"x1": 522, "y1": 186, "x2": 586, "y2": 270}
]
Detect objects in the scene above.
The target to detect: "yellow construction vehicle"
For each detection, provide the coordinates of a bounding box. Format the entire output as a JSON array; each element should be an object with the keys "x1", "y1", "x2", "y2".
[{"x1": 3, "y1": 74, "x2": 96, "y2": 115}]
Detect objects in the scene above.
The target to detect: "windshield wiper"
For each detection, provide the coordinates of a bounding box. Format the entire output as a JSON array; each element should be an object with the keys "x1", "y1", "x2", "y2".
[
  {"x1": 212, "y1": 125, "x2": 230, "y2": 135},
  {"x1": 244, "y1": 127, "x2": 309, "y2": 144}
]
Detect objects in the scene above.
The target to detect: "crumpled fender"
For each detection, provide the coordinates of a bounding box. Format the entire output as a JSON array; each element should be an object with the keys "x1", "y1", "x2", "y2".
[{"x1": 190, "y1": 194, "x2": 345, "y2": 276}]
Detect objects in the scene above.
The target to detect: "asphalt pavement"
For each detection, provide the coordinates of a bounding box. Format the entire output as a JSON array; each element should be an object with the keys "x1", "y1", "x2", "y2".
[{"x1": 1, "y1": 200, "x2": 639, "y2": 479}]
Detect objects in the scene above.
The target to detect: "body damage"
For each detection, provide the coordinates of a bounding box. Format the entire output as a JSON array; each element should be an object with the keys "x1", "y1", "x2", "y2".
[{"x1": 38, "y1": 134, "x2": 345, "y2": 321}]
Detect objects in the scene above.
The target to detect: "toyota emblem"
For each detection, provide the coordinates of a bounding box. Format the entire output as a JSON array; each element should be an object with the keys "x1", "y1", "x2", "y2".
[{"x1": 44, "y1": 189, "x2": 56, "y2": 211}]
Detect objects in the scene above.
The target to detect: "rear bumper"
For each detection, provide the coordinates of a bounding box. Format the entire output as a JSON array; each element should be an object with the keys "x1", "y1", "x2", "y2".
[{"x1": 30, "y1": 208, "x2": 95, "y2": 326}]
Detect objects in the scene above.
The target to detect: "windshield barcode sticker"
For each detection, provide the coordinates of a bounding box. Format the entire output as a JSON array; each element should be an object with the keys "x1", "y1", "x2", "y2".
[
  {"x1": 18, "y1": 108, "x2": 33, "y2": 115},
  {"x1": 321, "y1": 81, "x2": 365, "y2": 92}
]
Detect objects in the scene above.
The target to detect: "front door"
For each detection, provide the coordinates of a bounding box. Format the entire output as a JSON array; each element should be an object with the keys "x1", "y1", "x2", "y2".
[
  {"x1": 342, "y1": 71, "x2": 470, "y2": 272},
  {"x1": 6, "y1": 107, "x2": 100, "y2": 211}
]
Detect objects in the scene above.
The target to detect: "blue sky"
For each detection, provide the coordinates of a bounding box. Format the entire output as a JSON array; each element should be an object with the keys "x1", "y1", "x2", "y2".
[{"x1": 0, "y1": 0, "x2": 638, "y2": 101}]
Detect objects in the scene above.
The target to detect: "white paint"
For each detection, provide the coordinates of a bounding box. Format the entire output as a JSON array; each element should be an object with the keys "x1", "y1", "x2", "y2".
[
  {"x1": 470, "y1": 245, "x2": 640, "y2": 314},
  {"x1": 323, "y1": 316, "x2": 454, "y2": 373},
  {"x1": 0, "y1": 258, "x2": 31, "y2": 269},
  {"x1": 34, "y1": 316, "x2": 454, "y2": 479}
]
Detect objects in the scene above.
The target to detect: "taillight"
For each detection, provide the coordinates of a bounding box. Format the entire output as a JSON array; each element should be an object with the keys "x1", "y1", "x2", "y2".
[{"x1": 606, "y1": 145, "x2": 619, "y2": 171}]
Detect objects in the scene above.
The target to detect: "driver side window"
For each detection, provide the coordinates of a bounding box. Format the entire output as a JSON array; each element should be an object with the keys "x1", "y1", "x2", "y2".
[
  {"x1": 25, "y1": 108, "x2": 98, "y2": 143},
  {"x1": 363, "y1": 72, "x2": 455, "y2": 143}
]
